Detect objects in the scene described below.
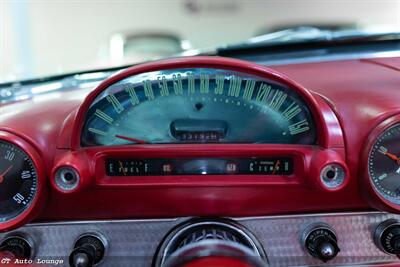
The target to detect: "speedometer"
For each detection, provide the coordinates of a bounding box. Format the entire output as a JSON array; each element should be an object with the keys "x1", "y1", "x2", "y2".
[{"x1": 81, "y1": 65, "x2": 316, "y2": 146}]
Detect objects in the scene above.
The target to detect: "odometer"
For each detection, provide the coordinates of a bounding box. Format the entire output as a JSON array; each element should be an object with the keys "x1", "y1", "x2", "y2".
[
  {"x1": 368, "y1": 123, "x2": 400, "y2": 205},
  {"x1": 81, "y1": 67, "x2": 316, "y2": 146},
  {"x1": 0, "y1": 140, "x2": 38, "y2": 223}
]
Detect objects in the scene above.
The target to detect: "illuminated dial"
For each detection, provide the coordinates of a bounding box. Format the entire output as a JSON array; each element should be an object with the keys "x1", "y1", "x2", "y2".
[
  {"x1": 368, "y1": 123, "x2": 400, "y2": 205},
  {"x1": 0, "y1": 141, "x2": 38, "y2": 223},
  {"x1": 82, "y1": 68, "x2": 316, "y2": 146}
]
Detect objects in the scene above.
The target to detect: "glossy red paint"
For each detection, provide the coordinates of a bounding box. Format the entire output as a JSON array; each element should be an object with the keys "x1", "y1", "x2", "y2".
[
  {"x1": 1, "y1": 56, "x2": 400, "y2": 227},
  {"x1": 37, "y1": 57, "x2": 353, "y2": 222},
  {"x1": 0, "y1": 131, "x2": 46, "y2": 232},
  {"x1": 361, "y1": 57, "x2": 400, "y2": 72}
]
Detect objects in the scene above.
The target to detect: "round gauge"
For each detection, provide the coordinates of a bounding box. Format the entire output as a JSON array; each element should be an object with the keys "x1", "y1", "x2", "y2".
[
  {"x1": 81, "y1": 68, "x2": 316, "y2": 146},
  {"x1": 368, "y1": 123, "x2": 400, "y2": 205},
  {"x1": 0, "y1": 140, "x2": 38, "y2": 223}
]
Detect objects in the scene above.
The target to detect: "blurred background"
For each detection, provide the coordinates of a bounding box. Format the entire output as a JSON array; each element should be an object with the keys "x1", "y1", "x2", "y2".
[{"x1": 1, "y1": 0, "x2": 399, "y2": 83}]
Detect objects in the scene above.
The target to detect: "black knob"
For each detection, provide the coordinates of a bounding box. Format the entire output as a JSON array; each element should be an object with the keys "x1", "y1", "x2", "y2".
[
  {"x1": 0, "y1": 235, "x2": 34, "y2": 259},
  {"x1": 69, "y1": 234, "x2": 106, "y2": 267},
  {"x1": 302, "y1": 223, "x2": 340, "y2": 262},
  {"x1": 374, "y1": 219, "x2": 400, "y2": 258}
]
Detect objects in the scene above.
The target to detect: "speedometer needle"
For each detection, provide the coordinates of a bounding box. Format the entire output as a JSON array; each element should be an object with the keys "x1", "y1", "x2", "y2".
[
  {"x1": 115, "y1": 134, "x2": 147, "y2": 144},
  {"x1": 383, "y1": 152, "x2": 400, "y2": 164},
  {"x1": 0, "y1": 165, "x2": 13, "y2": 184}
]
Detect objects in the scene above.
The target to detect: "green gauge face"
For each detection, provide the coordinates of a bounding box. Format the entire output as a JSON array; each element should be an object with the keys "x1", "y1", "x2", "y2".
[{"x1": 81, "y1": 68, "x2": 316, "y2": 146}]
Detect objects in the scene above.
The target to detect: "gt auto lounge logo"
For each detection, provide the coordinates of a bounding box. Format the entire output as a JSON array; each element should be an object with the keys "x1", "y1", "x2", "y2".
[{"x1": 0, "y1": 256, "x2": 64, "y2": 266}]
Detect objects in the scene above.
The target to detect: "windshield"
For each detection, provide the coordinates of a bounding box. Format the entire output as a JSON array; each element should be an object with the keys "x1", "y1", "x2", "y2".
[{"x1": 1, "y1": 0, "x2": 399, "y2": 83}]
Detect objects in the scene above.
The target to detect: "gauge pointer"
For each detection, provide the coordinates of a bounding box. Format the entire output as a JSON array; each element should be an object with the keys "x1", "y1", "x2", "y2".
[
  {"x1": 118, "y1": 161, "x2": 127, "y2": 176},
  {"x1": 272, "y1": 160, "x2": 280, "y2": 175},
  {"x1": 0, "y1": 165, "x2": 13, "y2": 184},
  {"x1": 383, "y1": 152, "x2": 400, "y2": 165},
  {"x1": 115, "y1": 134, "x2": 147, "y2": 144}
]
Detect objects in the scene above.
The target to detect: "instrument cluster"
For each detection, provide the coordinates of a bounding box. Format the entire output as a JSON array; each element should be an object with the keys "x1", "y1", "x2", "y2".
[
  {"x1": 0, "y1": 56, "x2": 399, "y2": 239},
  {"x1": 0, "y1": 57, "x2": 347, "y2": 232}
]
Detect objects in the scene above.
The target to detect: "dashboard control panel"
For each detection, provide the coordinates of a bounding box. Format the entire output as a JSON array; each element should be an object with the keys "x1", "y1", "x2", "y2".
[
  {"x1": 106, "y1": 157, "x2": 294, "y2": 176},
  {"x1": 0, "y1": 212, "x2": 399, "y2": 267}
]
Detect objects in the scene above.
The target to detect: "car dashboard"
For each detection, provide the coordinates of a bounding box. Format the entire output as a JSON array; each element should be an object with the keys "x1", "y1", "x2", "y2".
[{"x1": 1, "y1": 56, "x2": 400, "y2": 267}]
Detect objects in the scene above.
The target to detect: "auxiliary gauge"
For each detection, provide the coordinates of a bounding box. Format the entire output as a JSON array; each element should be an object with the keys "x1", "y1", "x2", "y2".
[
  {"x1": 368, "y1": 124, "x2": 400, "y2": 205},
  {"x1": 362, "y1": 115, "x2": 400, "y2": 212},
  {"x1": 0, "y1": 132, "x2": 45, "y2": 232}
]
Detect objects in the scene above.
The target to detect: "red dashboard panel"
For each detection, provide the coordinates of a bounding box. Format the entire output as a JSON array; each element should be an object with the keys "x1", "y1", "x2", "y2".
[
  {"x1": 1, "y1": 56, "x2": 400, "y2": 230},
  {"x1": 35, "y1": 57, "x2": 350, "y2": 223}
]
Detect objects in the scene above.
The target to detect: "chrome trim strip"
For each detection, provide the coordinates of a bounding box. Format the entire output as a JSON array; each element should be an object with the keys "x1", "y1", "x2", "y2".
[
  {"x1": 28, "y1": 211, "x2": 385, "y2": 227},
  {"x1": 1, "y1": 211, "x2": 399, "y2": 267}
]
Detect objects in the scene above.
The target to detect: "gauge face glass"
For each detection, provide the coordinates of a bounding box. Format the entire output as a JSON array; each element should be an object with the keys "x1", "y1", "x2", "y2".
[
  {"x1": 369, "y1": 123, "x2": 400, "y2": 204},
  {"x1": 81, "y1": 68, "x2": 316, "y2": 146},
  {"x1": 0, "y1": 141, "x2": 38, "y2": 223}
]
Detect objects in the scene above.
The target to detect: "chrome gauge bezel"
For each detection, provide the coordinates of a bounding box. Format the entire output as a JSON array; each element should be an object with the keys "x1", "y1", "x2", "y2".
[
  {"x1": 368, "y1": 123, "x2": 400, "y2": 205},
  {"x1": 0, "y1": 131, "x2": 45, "y2": 232}
]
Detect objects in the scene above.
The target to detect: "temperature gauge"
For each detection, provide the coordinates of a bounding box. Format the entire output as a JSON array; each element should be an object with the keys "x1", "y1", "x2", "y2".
[{"x1": 249, "y1": 158, "x2": 293, "y2": 175}]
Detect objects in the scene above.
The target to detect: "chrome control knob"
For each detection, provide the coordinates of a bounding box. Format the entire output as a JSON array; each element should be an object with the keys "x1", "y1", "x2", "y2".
[
  {"x1": 374, "y1": 219, "x2": 400, "y2": 258},
  {"x1": 302, "y1": 223, "x2": 340, "y2": 262},
  {"x1": 0, "y1": 234, "x2": 34, "y2": 260},
  {"x1": 69, "y1": 233, "x2": 106, "y2": 267},
  {"x1": 71, "y1": 252, "x2": 91, "y2": 267}
]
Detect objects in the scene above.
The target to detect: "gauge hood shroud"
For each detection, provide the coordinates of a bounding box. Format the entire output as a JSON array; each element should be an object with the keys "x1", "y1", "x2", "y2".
[{"x1": 70, "y1": 57, "x2": 338, "y2": 149}]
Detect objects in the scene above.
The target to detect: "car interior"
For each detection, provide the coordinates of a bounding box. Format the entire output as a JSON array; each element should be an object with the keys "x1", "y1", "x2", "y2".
[{"x1": 1, "y1": 1, "x2": 400, "y2": 267}]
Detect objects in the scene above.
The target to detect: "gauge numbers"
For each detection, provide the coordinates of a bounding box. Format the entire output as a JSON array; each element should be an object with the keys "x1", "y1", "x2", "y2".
[
  {"x1": 82, "y1": 68, "x2": 316, "y2": 146},
  {"x1": 0, "y1": 141, "x2": 38, "y2": 223}
]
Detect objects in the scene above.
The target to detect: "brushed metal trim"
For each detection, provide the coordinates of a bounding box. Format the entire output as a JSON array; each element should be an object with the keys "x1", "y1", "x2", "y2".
[{"x1": 1, "y1": 211, "x2": 399, "y2": 267}]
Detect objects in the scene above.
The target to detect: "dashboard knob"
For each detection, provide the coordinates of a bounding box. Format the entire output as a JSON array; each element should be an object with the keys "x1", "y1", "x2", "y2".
[
  {"x1": 374, "y1": 219, "x2": 400, "y2": 258},
  {"x1": 302, "y1": 223, "x2": 340, "y2": 262},
  {"x1": 0, "y1": 235, "x2": 34, "y2": 260},
  {"x1": 69, "y1": 234, "x2": 106, "y2": 267}
]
